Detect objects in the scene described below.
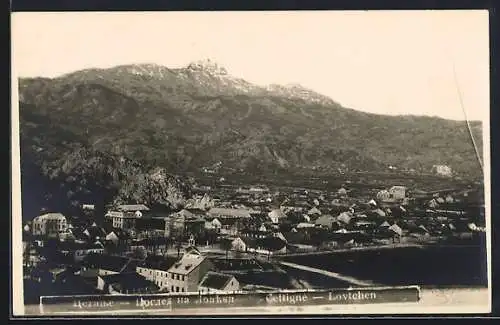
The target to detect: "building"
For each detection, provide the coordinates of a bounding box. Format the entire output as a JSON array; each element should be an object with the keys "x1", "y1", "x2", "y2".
[
  {"x1": 249, "y1": 185, "x2": 270, "y2": 194},
  {"x1": 337, "y1": 187, "x2": 348, "y2": 197},
  {"x1": 97, "y1": 273, "x2": 159, "y2": 294},
  {"x1": 136, "y1": 214, "x2": 169, "y2": 233},
  {"x1": 231, "y1": 236, "x2": 256, "y2": 252},
  {"x1": 81, "y1": 254, "x2": 138, "y2": 277},
  {"x1": 307, "y1": 207, "x2": 322, "y2": 216},
  {"x1": 268, "y1": 209, "x2": 286, "y2": 224},
  {"x1": 117, "y1": 204, "x2": 150, "y2": 216},
  {"x1": 105, "y1": 229, "x2": 131, "y2": 247},
  {"x1": 207, "y1": 208, "x2": 253, "y2": 220},
  {"x1": 337, "y1": 212, "x2": 353, "y2": 225},
  {"x1": 165, "y1": 209, "x2": 205, "y2": 239},
  {"x1": 104, "y1": 205, "x2": 150, "y2": 230},
  {"x1": 376, "y1": 190, "x2": 391, "y2": 202},
  {"x1": 82, "y1": 224, "x2": 107, "y2": 241},
  {"x1": 432, "y1": 165, "x2": 453, "y2": 177},
  {"x1": 204, "y1": 218, "x2": 222, "y2": 232},
  {"x1": 219, "y1": 219, "x2": 240, "y2": 236},
  {"x1": 166, "y1": 249, "x2": 213, "y2": 293},
  {"x1": 73, "y1": 242, "x2": 105, "y2": 262},
  {"x1": 105, "y1": 211, "x2": 137, "y2": 230},
  {"x1": 314, "y1": 214, "x2": 337, "y2": 229},
  {"x1": 198, "y1": 272, "x2": 240, "y2": 293},
  {"x1": 252, "y1": 236, "x2": 287, "y2": 255},
  {"x1": 389, "y1": 186, "x2": 407, "y2": 200},
  {"x1": 32, "y1": 213, "x2": 68, "y2": 238},
  {"x1": 136, "y1": 255, "x2": 178, "y2": 290}
]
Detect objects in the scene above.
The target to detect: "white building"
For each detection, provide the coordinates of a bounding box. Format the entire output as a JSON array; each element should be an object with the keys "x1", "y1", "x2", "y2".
[
  {"x1": 106, "y1": 211, "x2": 137, "y2": 230},
  {"x1": 166, "y1": 249, "x2": 212, "y2": 293},
  {"x1": 32, "y1": 213, "x2": 68, "y2": 238},
  {"x1": 198, "y1": 272, "x2": 240, "y2": 293},
  {"x1": 389, "y1": 186, "x2": 407, "y2": 200},
  {"x1": 432, "y1": 165, "x2": 453, "y2": 177},
  {"x1": 136, "y1": 255, "x2": 179, "y2": 290},
  {"x1": 268, "y1": 209, "x2": 286, "y2": 224}
]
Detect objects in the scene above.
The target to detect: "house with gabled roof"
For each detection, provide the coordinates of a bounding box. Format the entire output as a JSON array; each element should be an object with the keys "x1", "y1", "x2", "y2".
[
  {"x1": 81, "y1": 253, "x2": 138, "y2": 277},
  {"x1": 32, "y1": 213, "x2": 68, "y2": 238},
  {"x1": 166, "y1": 250, "x2": 213, "y2": 293},
  {"x1": 337, "y1": 212, "x2": 353, "y2": 225},
  {"x1": 204, "y1": 217, "x2": 222, "y2": 232},
  {"x1": 231, "y1": 236, "x2": 257, "y2": 252},
  {"x1": 117, "y1": 204, "x2": 150, "y2": 213},
  {"x1": 307, "y1": 207, "x2": 322, "y2": 216},
  {"x1": 207, "y1": 207, "x2": 254, "y2": 219},
  {"x1": 83, "y1": 224, "x2": 107, "y2": 242},
  {"x1": 389, "y1": 186, "x2": 406, "y2": 200},
  {"x1": 252, "y1": 236, "x2": 287, "y2": 255},
  {"x1": 389, "y1": 223, "x2": 403, "y2": 237},
  {"x1": 166, "y1": 209, "x2": 205, "y2": 239},
  {"x1": 198, "y1": 271, "x2": 240, "y2": 293},
  {"x1": 268, "y1": 209, "x2": 286, "y2": 224},
  {"x1": 105, "y1": 229, "x2": 131, "y2": 247},
  {"x1": 314, "y1": 214, "x2": 337, "y2": 229},
  {"x1": 379, "y1": 220, "x2": 391, "y2": 228},
  {"x1": 97, "y1": 272, "x2": 159, "y2": 294},
  {"x1": 136, "y1": 255, "x2": 178, "y2": 289}
]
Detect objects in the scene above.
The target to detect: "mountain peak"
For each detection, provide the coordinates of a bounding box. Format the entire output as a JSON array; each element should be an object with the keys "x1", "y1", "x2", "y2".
[{"x1": 187, "y1": 58, "x2": 228, "y2": 75}]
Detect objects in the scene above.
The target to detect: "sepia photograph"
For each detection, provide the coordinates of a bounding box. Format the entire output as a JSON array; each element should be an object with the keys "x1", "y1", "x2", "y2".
[{"x1": 10, "y1": 10, "x2": 491, "y2": 316}]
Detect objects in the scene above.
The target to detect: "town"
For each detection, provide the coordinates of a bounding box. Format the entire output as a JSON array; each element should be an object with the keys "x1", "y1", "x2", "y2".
[{"x1": 22, "y1": 169, "x2": 486, "y2": 305}]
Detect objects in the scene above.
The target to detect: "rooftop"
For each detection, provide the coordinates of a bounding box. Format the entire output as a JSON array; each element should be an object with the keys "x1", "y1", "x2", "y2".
[
  {"x1": 100, "y1": 273, "x2": 158, "y2": 292},
  {"x1": 117, "y1": 204, "x2": 150, "y2": 212},
  {"x1": 168, "y1": 252, "x2": 206, "y2": 275},
  {"x1": 83, "y1": 254, "x2": 138, "y2": 273},
  {"x1": 208, "y1": 208, "x2": 254, "y2": 218},
  {"x1": 139, "y1": 255, "x2": 179, "y2": 271},
  {"x1": 35, "y1": 213, "x2": 66, "y2": 221},
  {"x1": 199, "y1": 272, "x2": 235, "y2": 290}
]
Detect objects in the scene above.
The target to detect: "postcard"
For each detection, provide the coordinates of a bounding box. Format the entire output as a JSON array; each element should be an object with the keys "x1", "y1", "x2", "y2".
[{"x1": 10, "y1": 10, "x2": 491, "y2": 316}]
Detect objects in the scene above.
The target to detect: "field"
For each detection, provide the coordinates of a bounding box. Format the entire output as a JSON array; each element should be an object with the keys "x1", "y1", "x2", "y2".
[{"x1": 281, "y1": 244, "x2": 488, "y2": 288}]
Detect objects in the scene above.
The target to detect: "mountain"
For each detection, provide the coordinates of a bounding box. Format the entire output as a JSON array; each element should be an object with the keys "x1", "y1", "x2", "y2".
[{"x1": 17, "y1": 59, "x2": 484, "y2": 216}]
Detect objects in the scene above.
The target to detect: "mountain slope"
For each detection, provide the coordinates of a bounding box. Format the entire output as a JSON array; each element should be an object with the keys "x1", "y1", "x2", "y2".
[{"x1": 18, "y1": 60, "x2": 484, "y2": 215}]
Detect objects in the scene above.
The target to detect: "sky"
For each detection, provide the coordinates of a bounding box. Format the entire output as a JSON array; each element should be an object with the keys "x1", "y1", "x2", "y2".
[{"x1": 11, "y1": 10, "x2": 489, "y2": 121}]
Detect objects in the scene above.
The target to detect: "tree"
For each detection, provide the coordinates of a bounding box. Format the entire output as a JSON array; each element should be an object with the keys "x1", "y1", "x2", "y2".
[{"x1": 220, "y1": 238, "x2": 232, "y2": 260}]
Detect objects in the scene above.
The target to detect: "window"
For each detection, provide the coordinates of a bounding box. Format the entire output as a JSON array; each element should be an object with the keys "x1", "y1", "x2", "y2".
[
  {"x1": 171, "y1": 285, "x2": 174, "y2": 292},
  {"x1": 176, "y1": 287, "x2": 179, "y2": 292},
  {"x1": 176, "y1": 274, "x2": 179, "y2": 280},
  {"x1": 181, "y1": 288, "x2": 184, "y2": 292},
  {"x1": 171, "y1": 273, "x2": 174, "y2": 279}
]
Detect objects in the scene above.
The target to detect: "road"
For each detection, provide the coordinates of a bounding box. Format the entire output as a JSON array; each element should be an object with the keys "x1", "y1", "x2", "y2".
[{"x1": 278, "y1": 261, "x2": 375, "y2": 287}]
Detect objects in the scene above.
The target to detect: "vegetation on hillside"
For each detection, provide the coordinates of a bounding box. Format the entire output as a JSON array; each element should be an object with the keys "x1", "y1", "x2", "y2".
[{"x1": 17, "y1": 61, "x2": 484, "y2": 218}]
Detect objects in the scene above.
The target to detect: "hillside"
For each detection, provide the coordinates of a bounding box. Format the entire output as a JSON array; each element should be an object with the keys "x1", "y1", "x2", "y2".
[{"x1": 17, "y1": 59, "x2": 484, "y2": 217}]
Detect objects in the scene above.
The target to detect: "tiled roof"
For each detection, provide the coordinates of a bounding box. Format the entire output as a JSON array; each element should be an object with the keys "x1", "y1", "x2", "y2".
[
  {"x1": 83, "y1": 254, "x2": 137, "y2": 273},
  {"x1": 138, "y1": 255, "x2": 178, "y2": 271},
  {"x1": 36, "y1": 213, "x2": 66, "y2": 221},
  {"x1": 208, "y1": 208, "x2": 253, "y2": 218},
  {"x1": 199, "y1": 272, "x2": 235, "y2": 290},
  {"x1": 256, "y1": 236, "x2": 286, "y2": 251},
  {"x1": 117, "y1": 204, "x2": 150, "y2": 212},
  {"x1": 100, "y1": 273, "x2": 158, "y2": 292},
  {"x1": 168, "y1": 253, "x2": 207, "y2": 275}
]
